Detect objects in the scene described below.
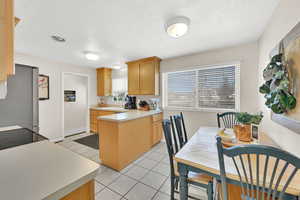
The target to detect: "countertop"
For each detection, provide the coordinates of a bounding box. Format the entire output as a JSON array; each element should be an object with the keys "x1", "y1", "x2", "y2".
[
  {"x1": 90, "y1": 106, "x2": 128, "y2": 112},
  {"x1": 0, "y1": 141, "x2": 99, "y2": 200},
  {"x1": 98, "y1": 109, "x2": 162, "y2": 122}
]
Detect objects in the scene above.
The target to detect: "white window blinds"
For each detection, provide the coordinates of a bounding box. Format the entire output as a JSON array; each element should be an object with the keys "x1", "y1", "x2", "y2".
[
  {"x1": 165, "y1": 65, "x2": 239, "y2": 110},
  {"x1": 198, "y1": 66, "x2": 236, "y2": 109},
  {"x1": 167, "y1": 71, "x2": 196, "y2": 108}
]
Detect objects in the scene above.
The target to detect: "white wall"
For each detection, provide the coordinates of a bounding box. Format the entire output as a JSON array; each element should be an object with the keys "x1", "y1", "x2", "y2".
[
  {"x1": 64, "y1": 74, "x2": 88, "y2": 136},
  {"x1": 161, "y1": 42, "x2": 259, "y2": 138},
  {"x1": 258, "y1": 0, "x2": 300, "y2": 156},
  {"x1": 15, "y1": 53, "x2": 97, "y2": 141}
]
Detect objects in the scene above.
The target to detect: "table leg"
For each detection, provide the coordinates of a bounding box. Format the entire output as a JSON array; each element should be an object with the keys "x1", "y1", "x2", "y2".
[{"x1": 178, "y1": 163, "x2": 188, "y2": 200}]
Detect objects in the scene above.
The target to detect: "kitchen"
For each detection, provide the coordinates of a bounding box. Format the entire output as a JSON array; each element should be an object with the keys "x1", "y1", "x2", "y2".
[{"x1": 2, "y1": 0, "x2": 300, "y2": 200}]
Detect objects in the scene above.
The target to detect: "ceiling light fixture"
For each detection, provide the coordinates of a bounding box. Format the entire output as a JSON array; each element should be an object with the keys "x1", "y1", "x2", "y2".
[
  {"x1": 51, "y1": 35, "x2": 66, "y2": 42},
  {"x1": 112, "y1": 65, "x2": 121, "y2": 70},
  {"x1": 84, "y1": 52, "x2": 99, "y2": 61},
  {"x1": 165, "y1": 16, "x2": 190, "y2": 38}
]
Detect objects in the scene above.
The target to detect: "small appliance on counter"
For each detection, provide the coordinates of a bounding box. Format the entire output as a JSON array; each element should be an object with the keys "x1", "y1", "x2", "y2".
[
  {"x1": 124, "y1": 95, "x2": 137, "y2": 109},
  {"x1": 138, "y1": 100, "x2": 150, "y2": 111}
]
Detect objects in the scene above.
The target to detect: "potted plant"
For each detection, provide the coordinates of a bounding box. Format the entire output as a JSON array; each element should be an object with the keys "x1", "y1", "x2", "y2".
[{"x1": 234, "y1": 112, "x2": 264, "y2": 142}]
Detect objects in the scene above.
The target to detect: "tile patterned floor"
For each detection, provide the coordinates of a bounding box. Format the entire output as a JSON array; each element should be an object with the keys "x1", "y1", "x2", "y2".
[{"x1": 58, "y1": 132, "x2": 208, "y2": 200}]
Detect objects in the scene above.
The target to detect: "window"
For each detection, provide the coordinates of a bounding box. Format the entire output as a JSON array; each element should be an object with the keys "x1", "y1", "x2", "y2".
[{"x1": 163, "y1": 64, "x2": 240, "y2": 111}]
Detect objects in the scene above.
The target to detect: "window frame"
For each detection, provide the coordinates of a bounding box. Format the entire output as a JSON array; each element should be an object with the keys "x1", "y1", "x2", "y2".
[{"x1": 162, "y1": 62, "x2": 240, "y2": 112}]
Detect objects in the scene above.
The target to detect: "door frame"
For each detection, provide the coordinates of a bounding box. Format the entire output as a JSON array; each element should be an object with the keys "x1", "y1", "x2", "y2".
[{"x1": 61, "y1": 72, "x2": 90, "y2": 139}]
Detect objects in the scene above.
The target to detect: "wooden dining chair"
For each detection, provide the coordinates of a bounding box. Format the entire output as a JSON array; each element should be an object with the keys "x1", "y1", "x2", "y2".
[
  {"x1": 217, "y1": 112, "x2": 238, "y2": 128},
  {"x1": 170, "y1": 112, "x2": 188, "y2": 148},
  {"x1": 216, "y1": 136, "x2": 300, "y2": 200},
  {"x1": 162, "y1": 119, "x2": 214, "y2": 200}
]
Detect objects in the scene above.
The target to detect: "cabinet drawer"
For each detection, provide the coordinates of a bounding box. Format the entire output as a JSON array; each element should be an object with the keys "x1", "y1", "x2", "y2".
[{"x1": 152, "y1": 113, "x2": 162, "y2": 122}]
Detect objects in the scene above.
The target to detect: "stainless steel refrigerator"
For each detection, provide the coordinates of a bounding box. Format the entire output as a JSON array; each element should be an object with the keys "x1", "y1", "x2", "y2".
[{"x1": 0, "y1": 64, "x2": 39, "y2": 133}]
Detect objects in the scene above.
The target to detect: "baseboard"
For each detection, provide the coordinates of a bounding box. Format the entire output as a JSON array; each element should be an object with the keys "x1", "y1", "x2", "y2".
[
  {"x1": 65, "y1": 128, "x2": 86, "y2": 137},
  {"x1": 51, "y1": 137, "x2": 64, "y2": 143}
]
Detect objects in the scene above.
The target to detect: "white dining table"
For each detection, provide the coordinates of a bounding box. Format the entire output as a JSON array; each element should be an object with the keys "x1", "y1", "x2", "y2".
[{"x1": 174, "y1": 127, "x2": 300, "y2": 200}]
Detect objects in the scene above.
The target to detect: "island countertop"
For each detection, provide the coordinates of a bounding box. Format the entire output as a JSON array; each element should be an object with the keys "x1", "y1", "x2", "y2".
[
  {"x1": 90, "y1": 106, "x2": 128, "y2": 112},
  {"x1": 0, "y1": 141, "x2": 99, "y2": 200},
  {"x1": 97, "y1": 109, "x2": 162, "y2": 122}
]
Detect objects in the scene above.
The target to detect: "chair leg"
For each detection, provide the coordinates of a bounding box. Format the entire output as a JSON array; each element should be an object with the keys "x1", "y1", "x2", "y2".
[
  {"x1": 170, "y1": 176, "x2": 176, "y2": 200},
  {"x1": 207, "y1": 181, "x2": 214, "y2": 200},
  {"x1": 175, "y1": 177, "x2": 179, "y2": 190}
]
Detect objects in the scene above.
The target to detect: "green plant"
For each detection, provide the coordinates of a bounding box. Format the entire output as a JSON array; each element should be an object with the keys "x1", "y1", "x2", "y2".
[
  {"x1": 259, "y1": 53, "x2": 296, "y2": 114},
  {"x1": 236, "y1": 112, "x2": 264, "y2": 125}
]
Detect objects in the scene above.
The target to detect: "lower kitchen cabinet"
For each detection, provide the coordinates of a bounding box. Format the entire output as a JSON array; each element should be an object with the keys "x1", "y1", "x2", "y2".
[
  {"x1": 90, "y1": 109, "x2": 116, "y2": 134},
  {"x1": 152, "y1": 113, "x2": 163, "y2": 146}
]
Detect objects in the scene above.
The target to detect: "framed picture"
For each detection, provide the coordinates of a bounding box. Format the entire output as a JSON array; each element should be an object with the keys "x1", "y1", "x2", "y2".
[
  {"x1": 38, "y1": 74, "x2": 49, "y2": 100},
  {"x1": 251, "y1": 124, "x2": 259, "y2": 140},
  {"x1": 269, "y1": 22, "x2": 300, "y2": 134}
]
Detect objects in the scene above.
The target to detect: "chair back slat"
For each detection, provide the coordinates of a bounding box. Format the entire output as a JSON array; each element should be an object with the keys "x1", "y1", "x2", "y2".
[
  {"x1": 272, "y1": 162, "x2": 289, "y2": 200},
  {"x1": 172, "y1": 113, "x2": 188, "y2": 148},
  {"x1": 232, "y1": 157, "x2": 246, "y2": 199},
  {"x1": 247, "y1": 154, "x2": 255, "y2": 198},
  {"x1": 216, "y1": 137, "x2": 300, "y2": 200},
  {"x1": 262, "y1": 155, "x2": 270, "y2": 200},
  {"x1": 217, "y1": 112, "x2": 238, "y2": 129},
  {"x1": 256, "y1": 154, "x2": 260, "y2": 200},
  {"x1": 180, "y1": 112, "x2": 188, "y2": 142},
  {"x1": 239, "y1": 155, "x2": 250, "y2": 197},
  {"x1": 169, "y1": 116, "x2": 179, "y2": 153},
  {"x1": 267, "y1": 158, "x2": 279, "y2": 199},
  {"x1": 162, "y1": 120, "x2": 176, "y2": 177},
  {"x1": 278, "y1": 168, "x2": 298, "y2": 200}
]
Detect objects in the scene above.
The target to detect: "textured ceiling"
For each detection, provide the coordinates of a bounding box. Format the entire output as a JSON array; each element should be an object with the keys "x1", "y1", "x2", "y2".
[{"x1": 15, "y1": 0, "x2": 279, "y2": 68}]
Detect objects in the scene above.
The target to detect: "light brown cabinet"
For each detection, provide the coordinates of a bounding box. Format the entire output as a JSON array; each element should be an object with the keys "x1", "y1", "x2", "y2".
[
  {"x1": 0, "y1": 0, "x2": 15, "y2": 82},
  {"x1": 127, "y1": 62, "x2": 140, "y2": 95},
  {"x1": 97, "y1": 68, "x2": 112, "y2": 96},
  {"x1": 151, "y1": 113, "x2": 163, "y2": 146},
  {"x1": 90, "y1": 109, "x2": 116, "y2": 134},
  {"x1": 127, "y1": 57, "x2": 161, "y2": 95}
]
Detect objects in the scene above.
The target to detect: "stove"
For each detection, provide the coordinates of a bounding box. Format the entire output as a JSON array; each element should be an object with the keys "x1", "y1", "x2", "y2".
[{"x1": 0, "y1": 127, "x2": 47, "y2": 150}]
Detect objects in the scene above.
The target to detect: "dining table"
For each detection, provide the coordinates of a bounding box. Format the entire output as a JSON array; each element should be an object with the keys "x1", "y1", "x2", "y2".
[{"x1": 174, "y1": 127, "x2": 300, "y2": 200}]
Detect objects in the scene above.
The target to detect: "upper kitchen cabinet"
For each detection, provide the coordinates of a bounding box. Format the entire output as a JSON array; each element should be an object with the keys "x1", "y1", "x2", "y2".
[
  {"x1": 0, "y1": 0, "x2": 15, "y2": 82},
  {"x1": 127, "y1": 61, "x2": 140, "y2": 95},
  {"x1": 97, "y1": 68, "x2": 112, "y2": 96},
  {"x1": 127, "y1": 56, "x2": 161, "y2": 96}
]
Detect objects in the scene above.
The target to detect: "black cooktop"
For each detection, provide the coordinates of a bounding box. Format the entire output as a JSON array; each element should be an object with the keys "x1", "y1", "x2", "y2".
[{"x1": 0, "y1": 128, "x2": 47, "y2": 150}]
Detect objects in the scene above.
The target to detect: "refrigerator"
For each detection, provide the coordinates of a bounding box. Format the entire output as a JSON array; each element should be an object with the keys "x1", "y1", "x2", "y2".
[{"x1": 0, "y1": 64, "x2": 39, "y2": 133}]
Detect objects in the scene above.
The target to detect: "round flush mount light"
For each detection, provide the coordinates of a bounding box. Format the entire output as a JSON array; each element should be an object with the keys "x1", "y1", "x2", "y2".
[
  {"x1": 51, "y1": 35, "x2": 66, "y2": 42},
  {"x1": 111, "y1": 65, "x2": 121, "y2": 70},
  {"x1": 165, "y1": 16, "x2": 190, "y2": 38},
  {"x1": 84, "y1": 52, "x2": 99, "y2": 61}
]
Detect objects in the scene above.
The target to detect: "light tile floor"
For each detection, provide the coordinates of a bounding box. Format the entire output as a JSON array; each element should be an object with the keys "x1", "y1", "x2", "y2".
[{"x1": 58, "y1": 132, "x2": 208, "y2": 200}]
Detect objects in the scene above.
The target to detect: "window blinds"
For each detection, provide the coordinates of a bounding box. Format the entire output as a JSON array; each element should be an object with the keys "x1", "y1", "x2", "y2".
[
  {"x1": 198, "y1": 66, "x2": 236, "y2": 109},
  {"x1": 166, "y1": 65, "x2": 238, "y2": 110},
  {"x1": 167, "y1": 70, "x2": 196, "y2": 108}
]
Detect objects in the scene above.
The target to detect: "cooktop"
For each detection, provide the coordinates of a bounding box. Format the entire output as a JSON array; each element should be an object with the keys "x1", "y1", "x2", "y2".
[{"x1": 0, "y1": 127, "x2": 47, "y2": 150}]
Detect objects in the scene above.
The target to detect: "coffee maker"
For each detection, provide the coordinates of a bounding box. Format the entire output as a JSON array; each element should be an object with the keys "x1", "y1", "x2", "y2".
[{"x1": 124, "y1": 95, "x2": 137, "y2": 109}]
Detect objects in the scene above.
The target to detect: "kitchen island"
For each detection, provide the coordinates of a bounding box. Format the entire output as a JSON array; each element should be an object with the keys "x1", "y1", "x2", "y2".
[
  {"x1": 98, "y1": 109, "x2": 163, "y2": 171},
  {"x1": 0, "y1": 140, "x2": 99, "y2": 200}
]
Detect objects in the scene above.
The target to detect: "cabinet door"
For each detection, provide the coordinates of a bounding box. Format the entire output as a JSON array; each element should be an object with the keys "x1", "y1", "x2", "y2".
[
  {"x1": 152, "y1": 121, "x2": 162, "y2": 146},
  {"x1": 104, "y1": 69, "x2": 112, "y2": 96},
  {"x1": 0, "y1": 0, "x2": 14, "y2": 81},
  {"x1": 90, "y1": 110, "x2": 97, "y2": 133},
  {"x1": 97, "y1": 68, "x2": 112, "y2": 96},
  {"x1": 139, "y1": 61, "x2": 155, "y2": 95},
  {"x1": 128, "y1": 62, "x2": 140, "y2": 95}
]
